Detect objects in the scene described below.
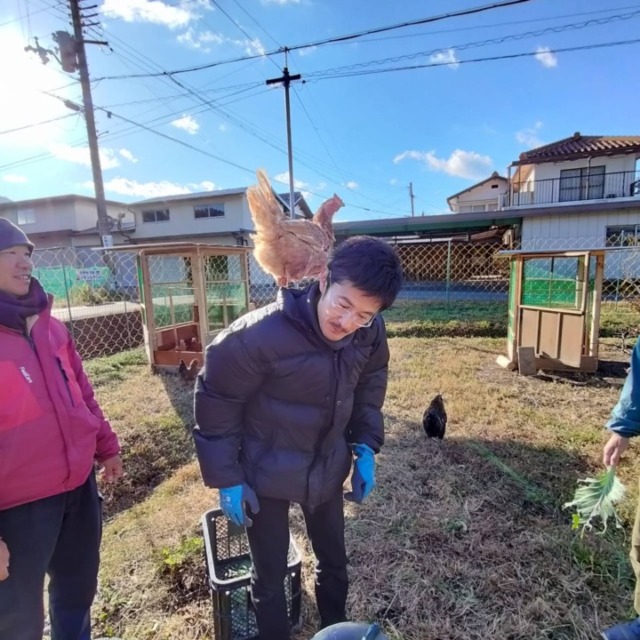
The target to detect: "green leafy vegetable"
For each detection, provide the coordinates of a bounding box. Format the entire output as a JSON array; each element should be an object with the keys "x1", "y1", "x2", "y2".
[{"x1": 563, "y1": 467, "x2": 626, "y2": 536}]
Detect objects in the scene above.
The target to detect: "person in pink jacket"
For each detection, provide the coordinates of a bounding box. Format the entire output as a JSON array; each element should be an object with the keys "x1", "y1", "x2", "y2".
[{"x1": 0, "y1": 218, "x2": 123, "y2": 640}]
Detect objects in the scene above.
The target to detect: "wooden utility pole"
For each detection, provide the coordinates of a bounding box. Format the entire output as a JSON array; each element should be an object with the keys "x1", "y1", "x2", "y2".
[
  {"x1": 67, "y1": 0, "x2": 112, "y2": 246},
  {"x1": 266, "y1": 61, "x2": 302, "y2": 218}
]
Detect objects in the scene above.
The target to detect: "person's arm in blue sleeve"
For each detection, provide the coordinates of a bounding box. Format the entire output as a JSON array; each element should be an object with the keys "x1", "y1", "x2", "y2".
[{"x1": 604, "y1": 339, "x2": 640, "y2": 467}]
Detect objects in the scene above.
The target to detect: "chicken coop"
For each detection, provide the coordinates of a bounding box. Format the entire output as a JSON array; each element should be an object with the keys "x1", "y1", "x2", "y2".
[
  {"x1": 131, "y1": 243, "x2": 250, "y2": 372},
  {"x1": 497, "y1": 248, "x2": 605, "y2": 373}
]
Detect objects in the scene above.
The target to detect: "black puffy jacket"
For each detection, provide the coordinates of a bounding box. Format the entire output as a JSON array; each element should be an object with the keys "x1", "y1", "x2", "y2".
[{"x1": 193, "y1": 283, "x2": 389, "y2": 508}]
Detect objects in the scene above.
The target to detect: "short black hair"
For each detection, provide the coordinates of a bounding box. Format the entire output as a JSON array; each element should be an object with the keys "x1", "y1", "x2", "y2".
[{"x1": 328, "y1": 235, "x2": 403, "y2": 310}]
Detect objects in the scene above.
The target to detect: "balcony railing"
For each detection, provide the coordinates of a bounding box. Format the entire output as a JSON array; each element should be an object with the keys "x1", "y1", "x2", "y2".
[{"x1": 507, "y1": 170, "x2": 640, "y2": 207}]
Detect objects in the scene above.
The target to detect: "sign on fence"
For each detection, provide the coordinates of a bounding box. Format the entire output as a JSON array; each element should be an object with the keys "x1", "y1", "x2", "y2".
[{"x1": 77, "y1": 267, "x2": 106, "y2": 282}]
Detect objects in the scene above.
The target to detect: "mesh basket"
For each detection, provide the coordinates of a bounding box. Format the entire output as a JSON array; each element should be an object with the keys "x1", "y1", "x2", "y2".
[{"x1": 201, "y1": 508, "x2": 302, "y2": 640}]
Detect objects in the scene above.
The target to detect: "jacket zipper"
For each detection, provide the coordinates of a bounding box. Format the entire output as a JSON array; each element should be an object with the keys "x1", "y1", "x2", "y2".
[
  {"x1": 56, "y1": 357, "x2": 75, "y2": 406},
  {"x1": 309, "y1": 352, "x2": 341, "y2": 505}
]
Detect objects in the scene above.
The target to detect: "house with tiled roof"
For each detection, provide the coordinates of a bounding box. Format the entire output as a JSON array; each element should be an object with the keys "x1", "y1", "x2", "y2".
[{"x1": 502, "y1": 133, "x2": 640, "y2": 258}]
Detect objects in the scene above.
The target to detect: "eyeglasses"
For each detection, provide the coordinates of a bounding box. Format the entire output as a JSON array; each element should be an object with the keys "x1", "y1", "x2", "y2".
[{"x1": 323, "y1": 281, "x2": 377, "y2": 328}]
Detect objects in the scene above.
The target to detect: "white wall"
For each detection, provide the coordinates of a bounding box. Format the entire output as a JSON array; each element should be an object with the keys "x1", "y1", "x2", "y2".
[
  {"x1": 450, "y1": 178, "x2": 507, "y2": 212},
  {"x1": 521, "y1": 207, "x2": 640, "y2": 278},
  {"x1": 531, "y1": 156, "x2": 637, "y2": 182},
  {"x1": 132, "y1": 194, "x2": 248, "y2": 239}
]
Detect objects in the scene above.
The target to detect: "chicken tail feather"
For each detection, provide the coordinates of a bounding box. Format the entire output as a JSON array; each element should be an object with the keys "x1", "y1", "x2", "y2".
[{"x1": 247, "y1": 169, "x2": 286, "y2": 242}]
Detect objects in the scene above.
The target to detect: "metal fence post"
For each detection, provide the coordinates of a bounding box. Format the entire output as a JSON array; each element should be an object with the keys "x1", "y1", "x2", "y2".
[
  {"x1": 445, "y1": 239, "x2": 452, "y2": 313},
  {"x1": 60, "y1": 251, "x2": 76, "y2": 342}
]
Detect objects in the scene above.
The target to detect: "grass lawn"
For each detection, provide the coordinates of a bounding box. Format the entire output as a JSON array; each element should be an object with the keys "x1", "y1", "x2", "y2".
[{"x1": 89, "y1": 335, "x2": 640, "y2": 640}]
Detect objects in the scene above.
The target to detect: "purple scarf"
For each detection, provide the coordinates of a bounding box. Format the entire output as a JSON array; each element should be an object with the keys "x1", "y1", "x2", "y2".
[{"x1": 0, "y1": 277, "x2": 49, "y2": 333}]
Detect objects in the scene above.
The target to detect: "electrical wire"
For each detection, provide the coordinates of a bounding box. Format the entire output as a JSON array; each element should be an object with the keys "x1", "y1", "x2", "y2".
[
  {"x1": 304, "y1": 9, "x2": 640, "y2": 79},
  {"x1": 0, "y1": 113, "x2": 76, "y2": 136},
  {"x1": 94, "y1": 0, "x2": 534, "y2": 81},
  {"x1": 309, "y1": 37, "x2": 640, "y2": 81}
]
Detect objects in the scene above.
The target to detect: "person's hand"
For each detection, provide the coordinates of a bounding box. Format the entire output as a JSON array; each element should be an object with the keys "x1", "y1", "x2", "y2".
[
  {"x1": 100, "y1": 455, "x2": 124, "y2": 483},
  {"x1": 345, "y1": 443, "x2": 376, "y2": 504},
  {"x1": 603, "y1": 433, "x2": 629, "y2": 467},
  {"x1": 0, "y1": 538, "x2": 9, "y2": 581},
  {"x1": 219, "y1": 484, "x2": 260, "y2": 527}
]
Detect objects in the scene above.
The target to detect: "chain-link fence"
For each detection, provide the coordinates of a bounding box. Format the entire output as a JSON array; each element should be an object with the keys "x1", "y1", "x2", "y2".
[{"x1": 30, "y1": 237, "x2": 640, "y2": 359}]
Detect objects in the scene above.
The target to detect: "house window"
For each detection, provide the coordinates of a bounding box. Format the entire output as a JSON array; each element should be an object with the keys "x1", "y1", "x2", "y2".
[
  {"x1": 194, "y1": 204, "x2": 225, "y2": 219},
  {"x1": 559, "y1": 166, "x2": 605, "y2": 202},
  {"x1": 142, "y1": 209, "x2": 170, "y2": 223},
  {"x1": 17, "y1": 209, "x2": 36, "y2": 225},
  {"x1": 459, "y1": 203, "x2": 492, "y2": 213},
  {"x1": 606, "y1": 225, "x2": 640, "y2": 247}
]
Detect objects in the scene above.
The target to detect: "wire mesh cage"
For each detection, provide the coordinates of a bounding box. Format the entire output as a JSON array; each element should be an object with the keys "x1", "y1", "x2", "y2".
[
  {"x1": 135, "y1": 243, "x2": 251, "y2": 371},
  {"x1": 201, "y1": 508, "x2": 302, "y2": 640},
  {"x1": 24, "y1": 235, "x2": 640, "y2": 362}
]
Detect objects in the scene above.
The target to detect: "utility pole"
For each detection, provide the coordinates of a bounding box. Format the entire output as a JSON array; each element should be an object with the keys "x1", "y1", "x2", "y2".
[
  {"x1": 266, "y1": 58, "x2": 302, "y2": 218},
  {"x1": 66, "y1": 0, "x2": 111, "y2": 247},
  {"x1": 409, "y1": 182, "x2": 415, "y2": 217}
]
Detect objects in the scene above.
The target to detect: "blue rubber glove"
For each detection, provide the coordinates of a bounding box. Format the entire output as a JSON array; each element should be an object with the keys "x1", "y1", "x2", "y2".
[
  {"x1": 219, "y1": 484, "x2": 260, "y2": 527},
  {"x1": 344, "y1": 443, "x2": 376, "y2": 504}
]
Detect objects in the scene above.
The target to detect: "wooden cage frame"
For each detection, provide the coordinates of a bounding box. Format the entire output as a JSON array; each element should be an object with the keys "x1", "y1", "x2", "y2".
[{"x1": 497, "y1": 248, "x2": 605, "y2": 373}]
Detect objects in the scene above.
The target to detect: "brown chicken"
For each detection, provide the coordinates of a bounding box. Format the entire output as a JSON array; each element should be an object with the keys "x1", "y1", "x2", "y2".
[
  {"x1": 178, "y1": 358, "x2": 200, "y2": 382},
  {"x1": 0, "y1": 538, "x2": 9, "y2": 581},
  {"x1": 247, "y1": 169, "x2": 344, "y2": 289}
]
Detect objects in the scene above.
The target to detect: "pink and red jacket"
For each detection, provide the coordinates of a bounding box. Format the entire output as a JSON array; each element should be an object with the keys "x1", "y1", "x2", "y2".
[{"x1": 0, "y1": 297, "x2": 120, "y2": 511}]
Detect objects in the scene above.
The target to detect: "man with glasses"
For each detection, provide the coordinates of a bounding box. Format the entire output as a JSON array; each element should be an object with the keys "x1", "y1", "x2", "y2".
[{"x1": 193, "y1": 235, "x2": 403, "y2": 639}]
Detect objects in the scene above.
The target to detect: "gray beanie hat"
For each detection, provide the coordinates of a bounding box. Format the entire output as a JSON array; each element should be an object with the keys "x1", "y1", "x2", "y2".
[{"x1": 0, "y1": 218, "x2": 35, "y2": 254}]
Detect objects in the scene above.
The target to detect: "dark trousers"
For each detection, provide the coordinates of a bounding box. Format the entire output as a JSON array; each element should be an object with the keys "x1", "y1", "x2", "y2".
[
  {"x1": 246, "y1": 493, "x2": 348, "y2": 640},
  {"x1": 0, "y1": 472, "x2": 102, "y2": 640}
]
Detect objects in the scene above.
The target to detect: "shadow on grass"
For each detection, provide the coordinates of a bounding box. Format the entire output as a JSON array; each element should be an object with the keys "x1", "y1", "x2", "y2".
[
  {"x1": 339, "y1": 419, "x2": 636, "y2": 638},
  {"x1": 99, "y1": 369, "x2": 197, "y2": 520}
]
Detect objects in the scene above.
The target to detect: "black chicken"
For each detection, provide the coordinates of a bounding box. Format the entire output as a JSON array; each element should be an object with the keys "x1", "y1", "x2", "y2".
[{"x1": 422, "y1": 394, "x2": 447, "y2": 439}]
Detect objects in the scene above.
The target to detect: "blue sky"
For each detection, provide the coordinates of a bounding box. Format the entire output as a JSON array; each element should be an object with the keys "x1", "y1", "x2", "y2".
[{"x1": 0, "y1": 0, "x2": 639, "y2": 221}]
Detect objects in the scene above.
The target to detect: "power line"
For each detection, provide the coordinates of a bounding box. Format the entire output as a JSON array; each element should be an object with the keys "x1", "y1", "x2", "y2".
[
  {"x1": 95, "y1": 0, "x2": 533, "y2": 81},
  {"x1": 209, "y1": 0, "x2": 281, "y2": 73},
  {"x1": 310, "y1": 37, "x2": 640, "y2": 81},
  {"x1": 304, "y1": 9, "x2": 640, "y2": 79},
  {"x1": 227, "y1": 0, "x2": 283, "y2": 50},
  {"x1": 0, "y1": 113, "x2": 76, "y2": 136},
  {"x1": 0, "y1": 2, "x2": 57, "y2": 28},
  {"x1": 349, "y1": 3, "x2": 640, "y2": 44}
]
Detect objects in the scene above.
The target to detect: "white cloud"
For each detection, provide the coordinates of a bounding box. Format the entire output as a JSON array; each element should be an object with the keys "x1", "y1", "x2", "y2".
[
  {"x1": 273, "y1": 172, "x2": 313, "y2": 199},
  {"x1": 218, "y1": 124, "x2": 228, "y2": 133},
  {"x1": 2, "y1": 174, "x2": 27, "y2": 184},
  {"x1": 171, "y1": 114, "x2": 200, "y2": 135},
  {"x1": 197, "y1": 181, "x2": 216, "y2": 191},
  {"x1": 299, "y1": 46, "x2": 317, "y2": 57},
  {"x1": 344, "y1": 181, "x2": 358, "y2": 190},
  {"x1": 261, "y1": 0, "x2": 300, "y2": 4},
  {"x1": 177, "y1": 29, "x2": 225, "y2": 52},
  {"x1": 393, "y1": 149, "x2": 493, "y2": 180},
  {"x1": 516, "y1": 121, "x2": 544, "y2": 148},
  {"x1": 101, "y1": 0, "x2": 197, "y2": 29},
  {"x1": 231, "y1": 37, "x2": 266, "y2": 57},
  {"x1": 535, "y1": 46, "x2": 558, "y2": 69},
  {"x1": 430, "y1": 48, "x2": 459, "y2": 70},
  {"x1": 101, "y1": 178, "x2": 215, "y2": 198},
  {"x1": 50, "y1": 144, "x2": 120, "y2": 170},
  {"x1": 119, "y1": 148, "x2": 138, "y2": 163},
  {"x1": 389, "y1": 178, "x2": 398, "y2": 186}
]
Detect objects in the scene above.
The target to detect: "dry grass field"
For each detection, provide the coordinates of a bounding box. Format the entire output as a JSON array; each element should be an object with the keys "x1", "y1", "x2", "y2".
[{"x1": 87, "y1": 333, "x2": 640, "y2": 640}]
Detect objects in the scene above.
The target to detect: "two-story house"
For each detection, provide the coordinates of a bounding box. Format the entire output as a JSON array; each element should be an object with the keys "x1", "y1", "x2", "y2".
[
  {"x1": 0, "y1": 194, "x2": 134, "y2": 250},
  {"x1": 447, "y1": 171, "x2": 508, "y2": 213},
  {"x1": 128, "y1": 185, "x2": 313, "y2": 289},
  {"x1": 504, "y1": 133, "x2": 640, "y2": 246},
  {"x1": 500, "y1": 133, "x2": 640, "y2": 279}
]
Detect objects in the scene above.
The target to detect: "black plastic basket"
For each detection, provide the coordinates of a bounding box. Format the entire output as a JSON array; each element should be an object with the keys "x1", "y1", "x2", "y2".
[{"x1": 201, "y1": 508, "x2": 302, "y2": 640}]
